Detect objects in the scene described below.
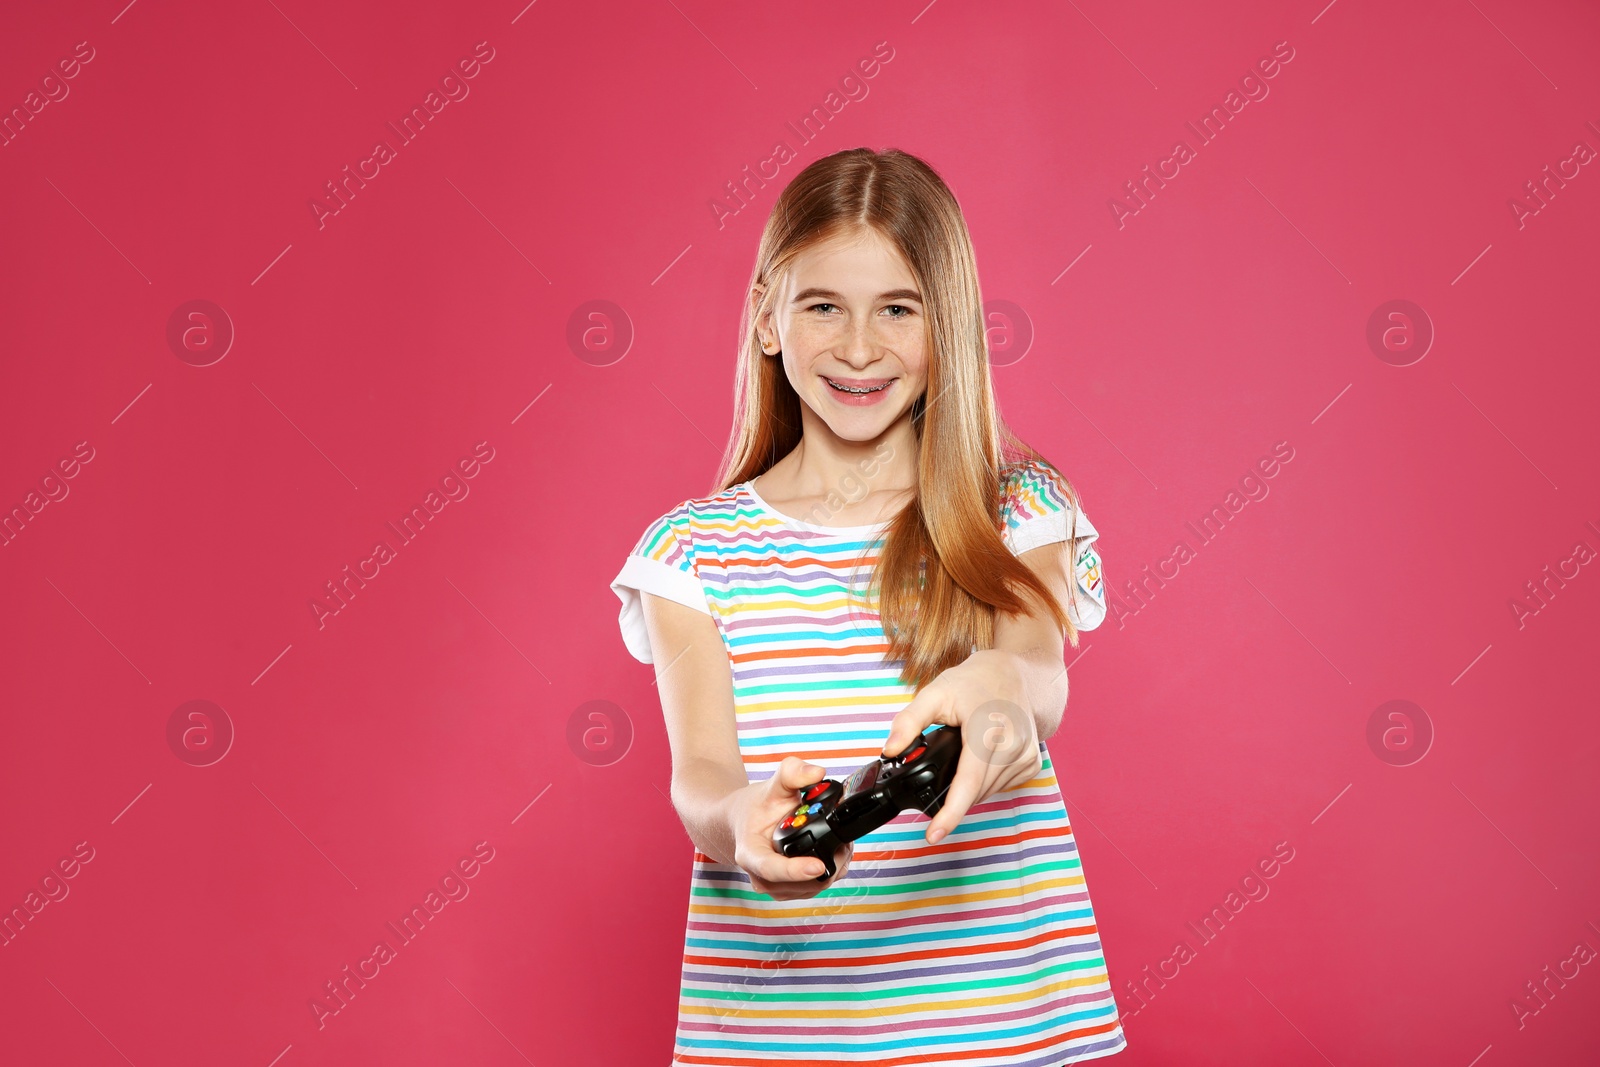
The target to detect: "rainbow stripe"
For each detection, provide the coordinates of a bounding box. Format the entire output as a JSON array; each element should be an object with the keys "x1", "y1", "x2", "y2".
[{"x1": 611, "y1": 461, "x2": 1124, "y2": 1065}]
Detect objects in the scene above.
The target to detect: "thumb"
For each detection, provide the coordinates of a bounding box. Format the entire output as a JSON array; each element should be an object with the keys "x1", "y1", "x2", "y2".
[{"x1": 779, "y1": 756, "x2": 826, "y2": 792}]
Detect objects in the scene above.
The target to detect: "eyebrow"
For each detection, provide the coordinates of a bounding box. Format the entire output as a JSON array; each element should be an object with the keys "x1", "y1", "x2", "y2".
[{"x1": 791, "y1": 287, "x2": 923, "y2": 305}]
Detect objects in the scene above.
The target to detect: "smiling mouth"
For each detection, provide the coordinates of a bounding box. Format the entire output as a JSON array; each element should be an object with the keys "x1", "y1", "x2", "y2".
[{"x1": 824, "y1": 377, "x2": 894, "y2": 395}]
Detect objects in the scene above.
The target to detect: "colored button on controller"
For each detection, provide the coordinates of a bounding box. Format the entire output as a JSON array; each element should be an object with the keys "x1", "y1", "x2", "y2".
[{"x1": 803, "y1": 782, "x2": 830, "y2": 800}]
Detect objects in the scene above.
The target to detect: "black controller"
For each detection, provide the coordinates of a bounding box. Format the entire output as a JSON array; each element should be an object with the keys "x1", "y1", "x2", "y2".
[{"x1": 772, "y1": 725, "x2": 963, "y2": 882}]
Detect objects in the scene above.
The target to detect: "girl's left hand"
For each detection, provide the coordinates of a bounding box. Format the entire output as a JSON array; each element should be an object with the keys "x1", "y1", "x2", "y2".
[{"x1": 879, "y1": 649, "x2": 1044, "y2": 846}]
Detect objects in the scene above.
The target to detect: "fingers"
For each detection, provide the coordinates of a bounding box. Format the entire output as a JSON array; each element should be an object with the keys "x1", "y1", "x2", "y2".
[
  {"x1": 773, "y1": 850, "x2": 832, "y2": 884},
  {"x1": 803, "y1": 842, "x2": 856, "y2": 894},
  {"x1": 881, "y1": 704, "x2": 935, "y2": 758},
  {"x1": 751, "y1": 759, "x2": 867, "y2": 899},
  {"x1": 922, "y1": 741, "x2": 1041, "y2": 846},
  {"x1": 752, "y1": 851, "x2": 846, "y2": 900},
  {"x1": 739, "y1": 836, "x2": 819, "y2": 888},
  {"x1": 741, "y1": 758, "x2": 843, "y2": 899},
  {"x1": 832, "y1": 841, "x2": 854, "y2": 881},
  {"x1": 925, "y1": 752, "x2": 984, "y2": 845},
  {"x1": 746, "y1": 840, "x2": 856, "y2": 901}
]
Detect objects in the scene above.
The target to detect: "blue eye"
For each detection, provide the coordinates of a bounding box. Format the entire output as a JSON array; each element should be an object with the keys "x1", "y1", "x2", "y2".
[{"x1": 806, "y1": 303, "x2": 915, "y2": 317}]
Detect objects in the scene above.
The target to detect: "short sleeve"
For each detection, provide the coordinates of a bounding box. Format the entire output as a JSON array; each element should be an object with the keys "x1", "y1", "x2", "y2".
[
  {"x1": 999, "y1": 462, "x2": 1107, "y2": 632},
  {"x1": 609, "y1": 506, "x2": 711, "y2": 664}
]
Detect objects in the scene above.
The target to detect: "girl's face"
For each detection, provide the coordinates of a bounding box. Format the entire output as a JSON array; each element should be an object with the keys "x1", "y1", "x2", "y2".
[{"x1": 756, "y1": 227, "x2": 929, "y2": 445}]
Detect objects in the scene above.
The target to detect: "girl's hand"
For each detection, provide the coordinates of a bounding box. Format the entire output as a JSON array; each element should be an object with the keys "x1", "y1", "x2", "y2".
[
  {"x1": 727, "y1": 756, "x2": 855, "y2": 901},
  {"x1": 879, "y1": 649, "x2": 1044, "y2": 846}
]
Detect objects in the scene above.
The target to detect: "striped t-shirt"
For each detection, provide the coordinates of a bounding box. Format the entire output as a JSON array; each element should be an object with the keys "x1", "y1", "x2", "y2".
[{"x1": 609, "y1": 460, "x2": 1125, "y2": 1066}]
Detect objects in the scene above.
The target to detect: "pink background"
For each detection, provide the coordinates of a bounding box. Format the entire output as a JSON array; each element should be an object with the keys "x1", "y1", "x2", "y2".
[{"x1": 2, "y1": 0, "x2": 1598, "y2": 1064}]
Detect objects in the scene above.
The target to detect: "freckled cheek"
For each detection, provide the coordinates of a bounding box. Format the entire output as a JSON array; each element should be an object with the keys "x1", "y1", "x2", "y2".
[{"x1": 786, "y1": 321, "x2": 838, "y2": 349}]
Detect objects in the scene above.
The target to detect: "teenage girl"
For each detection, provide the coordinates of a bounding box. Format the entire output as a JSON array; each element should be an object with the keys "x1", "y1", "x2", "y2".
[{"x1": 611, "y1": 147, "x2": 1126, "y2": 1066}]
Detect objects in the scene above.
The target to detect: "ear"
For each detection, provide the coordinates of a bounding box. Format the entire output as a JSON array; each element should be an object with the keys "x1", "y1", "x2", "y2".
[{"x1": 750, "y1": 285, "x2": 778, "y2": 353}]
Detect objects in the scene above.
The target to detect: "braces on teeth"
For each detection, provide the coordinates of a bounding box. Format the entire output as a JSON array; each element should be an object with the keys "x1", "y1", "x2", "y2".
[{"x1": 828, "y1": 379, "x2": 889, "y2": 394}]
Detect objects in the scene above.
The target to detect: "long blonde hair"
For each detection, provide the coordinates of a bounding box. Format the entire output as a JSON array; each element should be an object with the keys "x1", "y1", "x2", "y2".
[{"x1": 712, "y1": 147, "x2": 1088, "y2": 691}]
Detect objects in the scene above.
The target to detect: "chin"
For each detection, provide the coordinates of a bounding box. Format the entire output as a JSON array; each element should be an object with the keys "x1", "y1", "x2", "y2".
[{"x1": 819, "y1": 410, "x2": 906, "y2": 441}]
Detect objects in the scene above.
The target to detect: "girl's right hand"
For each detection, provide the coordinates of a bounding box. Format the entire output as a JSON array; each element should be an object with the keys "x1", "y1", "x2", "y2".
[{"x1": 728, "y1": 756, "x2": 855, "y2": 901}]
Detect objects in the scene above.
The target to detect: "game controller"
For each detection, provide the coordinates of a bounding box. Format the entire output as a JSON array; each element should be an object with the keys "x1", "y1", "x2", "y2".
[{"x1": 772, "y1": 725, "x2": 963, "y2": 882}]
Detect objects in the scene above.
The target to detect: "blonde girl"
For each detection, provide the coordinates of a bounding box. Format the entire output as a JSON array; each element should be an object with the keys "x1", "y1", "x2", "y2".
[{"x1": 611, "y1": 146, "x2": 1125, "y2": 1066}]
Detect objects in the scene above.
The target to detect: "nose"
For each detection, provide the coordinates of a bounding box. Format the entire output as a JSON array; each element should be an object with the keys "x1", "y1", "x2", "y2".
[{"x1": 838, "y1": 318, "x2": 884, "y2": 369}]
